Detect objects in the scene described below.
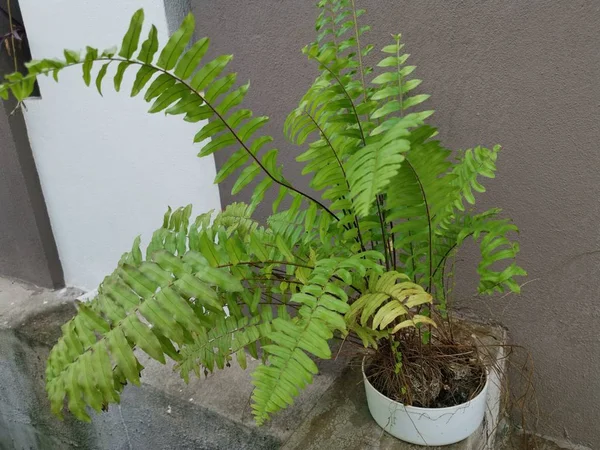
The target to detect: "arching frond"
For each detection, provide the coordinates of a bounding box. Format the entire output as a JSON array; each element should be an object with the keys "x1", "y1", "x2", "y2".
[
  {"x1": 0, "y1": 9, "x2": 337, "y2": 223},
  {"x1": 46, "y1": 226, "x2": 243, "y2": 420},
  {"x1": 45, "y1": 203, "x2": 338, "y2": 421}
]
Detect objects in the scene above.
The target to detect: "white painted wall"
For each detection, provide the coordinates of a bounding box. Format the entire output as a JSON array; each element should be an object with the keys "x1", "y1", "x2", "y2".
[{"x1": 18, "y1": 0, "x2": 221, "y2": 291}]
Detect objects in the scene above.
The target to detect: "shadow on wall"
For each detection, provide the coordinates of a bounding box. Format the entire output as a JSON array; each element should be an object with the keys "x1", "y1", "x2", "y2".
[{"x1": 0, "y1": 0, "x2": 62, "y2": 288}]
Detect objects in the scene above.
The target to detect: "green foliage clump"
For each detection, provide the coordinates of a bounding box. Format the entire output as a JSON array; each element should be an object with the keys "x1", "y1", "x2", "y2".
[{"x1": 0, "y1": 1, "x2": 524, "y2": 425}]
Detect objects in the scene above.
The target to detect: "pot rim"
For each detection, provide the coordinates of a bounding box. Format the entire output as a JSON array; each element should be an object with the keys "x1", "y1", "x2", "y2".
[{"x1": 361, "y1": 355, "x2": 489, "y2": 413}]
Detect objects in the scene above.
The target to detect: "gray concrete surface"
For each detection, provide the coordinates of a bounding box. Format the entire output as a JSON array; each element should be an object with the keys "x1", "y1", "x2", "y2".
[
  {"x1": 499, "y1": 433, "x2": 592, "y2": 450},
  {"x1": 189, "y1": 2, "x2": 600, "y2": 448},
  {"x1": 0, "y1": 276, "x2": 512, "y2": 449}
]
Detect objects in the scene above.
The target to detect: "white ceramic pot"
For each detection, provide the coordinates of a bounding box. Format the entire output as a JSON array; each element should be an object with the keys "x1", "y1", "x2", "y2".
[{"x1": 362, "y1": 358, "x2": 489, "y2": 446}]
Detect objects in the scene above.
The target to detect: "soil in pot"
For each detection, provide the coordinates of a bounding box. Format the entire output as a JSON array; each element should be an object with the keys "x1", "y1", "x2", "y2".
[{"x1": 364, "y1": 332, "x2": 487, "y2": 409}]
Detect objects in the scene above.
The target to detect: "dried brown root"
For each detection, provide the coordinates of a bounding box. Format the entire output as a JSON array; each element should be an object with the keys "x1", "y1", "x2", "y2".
[{"x1": 364, "y1": 330, "x2": 487, "y2": 408}]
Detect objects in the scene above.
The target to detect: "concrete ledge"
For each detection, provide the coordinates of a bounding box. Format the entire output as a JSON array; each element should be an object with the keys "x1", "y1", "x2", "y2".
[{"x1": 1, "y1": 277, "x2": 509, "y2": 449}]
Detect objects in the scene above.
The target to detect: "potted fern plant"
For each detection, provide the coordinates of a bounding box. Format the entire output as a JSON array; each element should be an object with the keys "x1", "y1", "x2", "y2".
[{"x1": 0, "y1": 1, "x2": 525, "y2": 446}]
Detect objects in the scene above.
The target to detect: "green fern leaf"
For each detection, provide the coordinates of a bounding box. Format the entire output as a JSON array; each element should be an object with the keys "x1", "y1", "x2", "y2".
[
  {"x1": 215, "y1": 149, "x2": 249, "y2": 183},
  {"x1": 174, "y1": 37, "x2": 210, "y2": 79},
  {"x1": 190, "y1": 55, "x2": 233, "y2": 91},
  {"x1": 144, "y1": 73, "x2": 175, "y2": 101},
  {"x1": 114, "y1": 61, "x2": 132, "y2": 92},
  {"x1": 137, "y1": 25, "x2": 159, "y2": 64},
  {"x1": 231, "y1": 164, "x2": 260, "y2": 195},
  {"x1": 131, "y1": 66, "x2": 156, "y2": 97},
  {"x1": 119, "y1": 9, "x2": 145, "y2": 59},
  {"x1": 95, "y1": 63, "x2": 110, "y2": 96},
  {"x1": 82, "y1": 47, "x2": 97, "y2": 86},
  {"x1": 148, "y1": 83, "x2": 188, "y2": 113},
  {"x1": 157, "y1": 13, "x2": 195, "y2": 70}
]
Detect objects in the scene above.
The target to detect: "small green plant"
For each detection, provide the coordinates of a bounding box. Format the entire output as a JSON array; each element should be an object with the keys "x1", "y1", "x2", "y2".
[{"x1": 0, "y1": 1, "x2": 524, "y2": 424}]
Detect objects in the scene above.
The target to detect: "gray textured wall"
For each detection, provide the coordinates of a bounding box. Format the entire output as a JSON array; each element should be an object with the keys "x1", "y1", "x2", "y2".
[
  {"x1": 0, "y1": 8, "x2": 63, "y2": 288},
  {"x1": 190, "y1": 1, "x2": 600, "y2": 447}
]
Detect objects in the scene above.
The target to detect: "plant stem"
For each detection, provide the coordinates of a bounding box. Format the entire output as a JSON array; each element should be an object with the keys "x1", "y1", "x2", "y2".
[
  {"x1": 319, "y1": 63, "x2": 366, "y2": 147},
  {"x1": 375, "y1": 200, "x2": 390, "y2": 270},
  {"x1": 303, "y1": 110, "x2": 366, "y2": 251},
  {"x1": 218, "y1": 260, "x2": 315, "y2": 270},
  {"x1": 390, "y1": 220, "x2": 397, "y2": 270},
  {"x1": 350, "y1": 0, "x2": 368, "y2": 108},
  {"x1": 430, "y1": 232, "x2": 474, "y2": 280},
  {"x1": 396, "y1": 36, "x2": 404, "y2": 117},
  {"x1": 6, "y1": 0, "x2": 17, "y2": 72},
  {"x1": 404, "y1": 159, "x2": 433, "y2": 292}
]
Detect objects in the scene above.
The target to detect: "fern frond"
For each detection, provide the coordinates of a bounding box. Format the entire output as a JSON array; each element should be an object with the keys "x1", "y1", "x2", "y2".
[
  {"x1": 450, "y1": 145, "x2": 501, "y2": 213},
  {"x1": 314, "y1": 0, "x2": 372, "y2": 63},
  {"x1": 212, "y1": 202, "x2": 258, "y2": 237},
  {"x1": 177, "y1": 311, "x2": 274, "y2": 382},
  {"x1": 296, "y1": 0, "x2": 378, "y2": 145},
  {"x1": 0, "y1": 9, "x2": 338, "y2": 222},
  {"x1": 430, "y1": 145, "x2": 525, "y2": 297},
  {"x1": 280, "y1": 1, "x2": 384, "y2": 255},
  {"x1": 45, "y1": 202, "x2": 343, "y2": 421},
  {"x1": 371, "y1": 34, "x2": 432, "y2": 123},
  {"x1": 46, "y1": 247, "x2": 242, "y2": 420},
  {"x1": 285, "y1": 79, "x2": 368, "y2": 251},
  {"x1": 450, "y1": 211, "x2": 526, "y2": 295},
  {"x1": 384, "y1": 126, "x2": 457, "y2": 284},
  {"x1": 345, "y1": 114, "x2": 423, "y2": 217},
  {"x1": 346, "y1": 271, "x2": 434, "y2": 334},
  {"x1": 250, "y1": 254, "x2": 378, "y2": 424},
  {"x1": 474, "y1": 218, "x2": 526, "y2": 294}
]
